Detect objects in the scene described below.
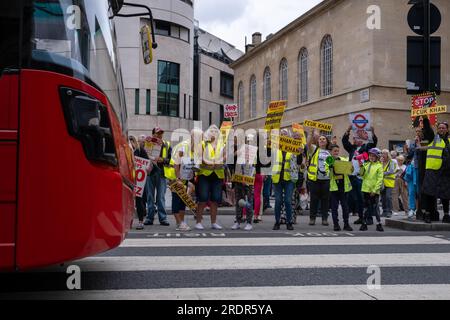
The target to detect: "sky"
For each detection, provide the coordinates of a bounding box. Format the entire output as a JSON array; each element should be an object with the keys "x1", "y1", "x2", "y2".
[{"x1": 194, "y1": 0, "x2": 324, "y2": 52}]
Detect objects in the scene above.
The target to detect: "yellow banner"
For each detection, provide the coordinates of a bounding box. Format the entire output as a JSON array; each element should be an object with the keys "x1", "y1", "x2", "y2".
[
  {"x1": 292, "y1": 123, "x2": 307, "y2": 145},
  {"x1": 231, "y1": 174, "x2": 255, "y2": 185},
  {"x1": 264, "y1": 101, "x2": 287, "y2": 130},
  {"x1": 303, "y1": 119, "x2": 333, "y2": 132},
  {"x1": 333, "y1": 160, "x2": 354, "y2": 175},
  {"x1": 271, "y1": 134, "x2": 303, "y2": 155},
  {"x1": 411, "y1": 105, "x2": 447, "y2": 117},
  {"x1": 169, "y1": 181, "x2": 197, "y2": 213}
]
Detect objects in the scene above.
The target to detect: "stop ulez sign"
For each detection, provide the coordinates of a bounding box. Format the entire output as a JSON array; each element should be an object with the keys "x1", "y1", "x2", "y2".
[{"x1": 411, "y1": 105, "x2": 447, "y2": 117}]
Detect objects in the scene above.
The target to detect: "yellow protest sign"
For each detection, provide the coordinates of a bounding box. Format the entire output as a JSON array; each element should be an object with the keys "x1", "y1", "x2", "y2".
[
  {"x1": 271, "y1": 133, "x2": 303, "y2": 155},
  {"x1": 231, "y1": 174, "x2": 255, "y2": 185},
  {"x1": 303, "y1": 120, "x2": 333, "y2": 132},
  {"x1": 169, "y1": 181, "x2": 197, "y2": 213},
  {"x1": 264, "y1": 101, "x2": 286, "y2": 130},
  {"x1": 292, "y1": 123, "x2": 307, "y2": 145},
  {"x1": 220, "y1": 121, "x2": 233, "y2": 143},
  {"x1": 333, "y1": 160, "x2": 354, "y2": 175},
  {"x1": 411, "y1": 105, "x2": 447, "y2": 117}
]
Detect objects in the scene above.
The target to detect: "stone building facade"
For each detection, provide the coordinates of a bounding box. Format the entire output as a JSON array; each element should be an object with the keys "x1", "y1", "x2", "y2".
[{"x1": 230, "y1": 0, "x2": 450, "y2": 149}]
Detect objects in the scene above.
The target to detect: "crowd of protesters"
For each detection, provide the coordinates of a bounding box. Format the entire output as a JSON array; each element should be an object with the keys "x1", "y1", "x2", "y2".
[{"x1": 129, "y1": 118, "x2": 450, "y2": 232}]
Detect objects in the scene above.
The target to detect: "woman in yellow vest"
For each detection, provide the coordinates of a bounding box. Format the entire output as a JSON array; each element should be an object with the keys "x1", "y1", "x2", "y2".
[
  {"x1": 195, "y1": 125, "x2": 225, "y2": 231},
  {"x1": 380, "y1": 149, "x2": 396, "y2": 218},
  {"x1": 359, "y1": 148, "x2": 384, "y2": 232},
  {"x1": 329, "y1": 145, "x2": 353, "y2": 232},
  {"x1": 422, "y1": 122, "x2": 450, "y2": 224},
  {"x1": 306, "y1": 130, "x2": 331, "y2": 226},
  {"x1": 272, "y1": 129, "x2": 301, "y2": 231}
]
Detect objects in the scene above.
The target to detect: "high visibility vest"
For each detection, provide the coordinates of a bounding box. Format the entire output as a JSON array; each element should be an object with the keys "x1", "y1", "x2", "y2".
[
  {"x1": 383, "y1": 160, "x2": 396, "y2": 188},
  {"x1": 307, "y1": 147, "x2": 330, "y2": 182},
  {"x1": 198, "y1": 141, "x2": 225, "y2": 179},
  {"x1": 272, "y1": 150, "x2": 295, "y2": 184},
  {"x1": 426, "y1": 136, "x2": 450, "y2": 170},
  {"x1": 330, "y1": 157, "x2": 352, "y2": 193},
  {"x1": 360, "y1": 161, "x2": 384, "y2": 194},
  {"x1": 161, "y1": 141, "x2": 174, "y2": 179}
]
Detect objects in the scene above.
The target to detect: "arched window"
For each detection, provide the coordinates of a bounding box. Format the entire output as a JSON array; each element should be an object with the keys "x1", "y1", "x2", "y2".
[
  {"x1": 238, "y1": 81, "x2": 244, "y2": 122},
  {"x1": 298, "y1": 48, "x2": 308, "y2": 103},
  {"x1": 263, "y1": 67, "x2": 271, "y2": 110},
  {"x1": 250, "y1": 75, "x2": 257, "y2": 118},
  {"x1": 321, "y1": 35, "x2": 333, "y2": 96},
  {"x1": 279, "y1": 58, "x2": 288, "y2": 101}
]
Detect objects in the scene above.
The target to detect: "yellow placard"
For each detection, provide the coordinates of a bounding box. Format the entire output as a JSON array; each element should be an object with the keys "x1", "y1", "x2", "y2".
[
  {"x1": 411, "y1": 105, "x2": 447, "y2": 117},
  {"x1": 220, "y1": 121, "x2": 233, "y2": 143},
  {"x1": 303, "y1": 120, "x2": 333, "y2": 132},
  {"x1": 231, "y1": 174, "x2": 255, "y2": 185},
  {"x1": 271, "y1": 134, "x2": 303, "y2": 155},
  {"x1": 292, "y1": 123, "x2": 307, "y2": 145},
  {"x1": 333, "y1": 160, "x2": 354, "y2": 175},
  {"x1": 169, "y1": 181, "x2": 197, "y2": 213},
  {"x1": 264, "y1": 101, "x2": 287, "y2": 130}
]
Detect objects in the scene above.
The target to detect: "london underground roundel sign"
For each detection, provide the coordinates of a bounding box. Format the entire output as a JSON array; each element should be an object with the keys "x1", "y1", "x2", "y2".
[{"x1": 352, "y1": 114, "x2": 369, "y2": 129}]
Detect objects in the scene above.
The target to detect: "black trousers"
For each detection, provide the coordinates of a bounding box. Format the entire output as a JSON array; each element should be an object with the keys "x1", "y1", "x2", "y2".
[
  {"x1": 363, "y1": 193, "x2": 381, "y2": 224},
  {"x1": 309, "y1": 180, "x2": 330, "y2": 220},
  {"x1": 136, "y1": 184, "x2": 148, "y2": 222},
  {"x1": 331, "y1": 191, "x2": 350, "y2": 226}
]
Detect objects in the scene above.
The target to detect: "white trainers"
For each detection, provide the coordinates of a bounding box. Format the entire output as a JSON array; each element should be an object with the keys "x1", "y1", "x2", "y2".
[
  {"x1": 407, "y1": 210, "x2": 415, "y2": 219},
  {"x1": 195, "y1": 223, "x2": 205, "y2": 230},
  {"x1": 211, "y1": 223, "x2": 223, "y2": 230},
  {"x1": 244, "y1": 223, "x2": 253, "y2": 231},
  {"x1": 178, "y1": 223, "x2": 191, "y2": 231},
  {"x1": 231, "y1": 222, "x2": 240, "y2": 230}
]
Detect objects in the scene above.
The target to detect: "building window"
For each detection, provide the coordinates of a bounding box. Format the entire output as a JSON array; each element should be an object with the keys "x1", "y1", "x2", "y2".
[
  {"x1": 321, "y1": 35, "x2": 333, "y2": 96},
  {"x1": 299, "y1": 48, "x2": 308, "y2": 103},
  {"x1": 220, "y1": 72, "x2": 234, "y2": 98},
  {"x1": 135, "y1": 89, "x2": 140, "y2": 115},
  {"x1": 157, "y1": 60, "x2": 180, "y2": 117},
  {"x1": 250, "y1": 75, "x2": 257, "y2": 118},
  {"x1": 263, "y1": 67, "x2": 271, "y2": 110},
  {"x1": 154, "y1": 19, "x2": 190, "y2": 43},
  {"x1": 155, "y1": 20, "x2": 170, "y2": 36},
  {"x1": 238, "y1": 81, "x2": 244, "y2": 122},
  {"x1": 209, "y1": 112, "x2": 212, "y2": 126},
  {"x1": 146, "y1": 89, "x2": 151, "y2": 115},
  {"x1": 279, "y1": 58, "x2": 288, "y2": 101},
  {"x1": 209, "y1": 76, "x2": 213, "y2": 92},
  {"x1": 179, "y1": 0, "x2": 193, "y2": 6}
]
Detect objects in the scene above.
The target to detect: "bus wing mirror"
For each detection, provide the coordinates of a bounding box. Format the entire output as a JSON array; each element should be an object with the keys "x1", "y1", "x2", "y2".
[{"x1": 140, "y1": 25, "x2": 153, "y2": 64}]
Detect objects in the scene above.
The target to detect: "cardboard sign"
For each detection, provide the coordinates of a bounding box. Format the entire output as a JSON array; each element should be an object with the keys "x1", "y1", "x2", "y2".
[
  {"x1": 264, "y1": 101, "x2": 286, "y2": 131},
  {"x1": 411, "y1": 105, "x2": 447, "y2": 117},
  {"x1": 134, "y1": 156, "x2": 151, "y2": 197},
  {"x1": 349, "y1": 113, "x2": 373, "y2": 144},
  {"x1": 169, "y1": 181, "x2": 197, "y2": 213},
  {"x1": 411, "y1": 92, "x2": 438, "y2": 126},
  {"x1": 333, "y1": 160, "x2": 354, "y2": 175},
  {"x1": 292, "y1": 123, "x2": 307, "y2": 145},
  {"x1": 303, "y1": 120, "x2": 333, "y2": 132},
  {"x1": 220, "y1": 121, "x2": 233, "y2": 143},
  {"x1": 271, "y1": 133, "x2": 303, "y2": 155},
  {"x1": 224, "y1": 104, "x2": 239, "y2": 118},
  {"x1": 231, "y1": 174, "x2": 255, "y2": 185},
  {"x1": 144, "y1": 137, "x2": 162, "y2": 160}
]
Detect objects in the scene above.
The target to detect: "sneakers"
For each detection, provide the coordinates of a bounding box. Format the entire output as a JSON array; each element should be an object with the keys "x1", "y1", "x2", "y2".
[
  {"x1": 211, "y1": 223, "x2": 223, "y2": 230},
  {"x1": 443, "y1": 215, "x2": 450, "y2": 224},
  {"x1": 343, "y1": 224, "x2": 353, "y2": 232},
  {"x1": 333, "y1": 224, "x2": 341, "y2": 232},
  {"x1": 376, "y1": 224, "x2": 384, "y2": 232},
  {"x1": 322, "y1": 219, "x2": 329, "y2": 226},
  {"x1": 286, "y1": 223, "x2": 294, "y2": 231},
  {"x1": 144, "y1": 219, "x2": 153, "y2": 226},
  {"x1": 136, "y1": 221, "x2": 144, "y2": 230},
  {"x1": 160, "y1": 221, "x2": 170, "y2": 226},
  {"x1": 407, "y1": 210, "x2": 415, "y2": 220},
  {"x1": 309, "y1": 218, "x2": 316, "y2": 226},
  {"x1": 244, "y1": 223, "x2": 253, "y2": 231},
  {"x1": 195, "y1": 223, "x2": 205, "y2": 230},
  {"x1": 273, "y1": 223, "x2": 281, "y2": 230},
  {"x1": 360, "y1": 224, "x2": 368, "y2": 231},
  {"x1": 176, "y1": 222, "x2": 191, "y2": 231},
  {"x1": 231, "y1": 222, "x2": 240, "y2": 230}
]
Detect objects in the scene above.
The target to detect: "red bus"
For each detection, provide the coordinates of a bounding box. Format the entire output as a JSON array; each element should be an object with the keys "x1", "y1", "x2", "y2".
[{"x1": 0, "y1": 0, "x2": 151, "y2": 271}]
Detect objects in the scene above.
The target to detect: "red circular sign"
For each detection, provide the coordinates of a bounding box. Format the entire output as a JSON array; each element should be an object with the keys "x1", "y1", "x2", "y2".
[{"x1": 353, "y1": 114, "x2": 369, "y2": 129}]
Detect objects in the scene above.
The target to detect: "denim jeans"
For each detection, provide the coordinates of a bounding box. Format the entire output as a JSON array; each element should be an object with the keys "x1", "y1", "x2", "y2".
[
  {"x1": 381, "y1": 186, "x2": 393, "y2": 215},
  {"x1": 274, "y1": 180, "x2": 294, "y2": 224},
  {"x1": 408, "y1": 182, "x2": 417, "y2": 211},
  {"x1": 146, "y1": 167, "x2": 168, "y2": 223},
  {"x1": 263, "y1": 176, "x2": 272, "y2": 202},
  {"x1": 348, "y1": 176, "x2": 364, "y2": 218}
]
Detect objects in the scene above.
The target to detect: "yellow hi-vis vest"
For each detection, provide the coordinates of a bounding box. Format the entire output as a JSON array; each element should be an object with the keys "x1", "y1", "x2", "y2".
[
  {"x1": 330, "y1": 157, "x2": 352, "y2": 193},
  {"x1": 162, "y1": 141, "x2": 174, "y2": 179},
  {"x1": 426, "y1": 136, "x2": 450, "y2": 170},
  {"x1": 307, "y1": 147, "x2": 330, "y2": 182},
  {"x1": 383, "y1": 160, "x2": 396, "y2": 188},
  {"x1": 272, "y1": 150, "x2": 295, "y2": 184},
  {"x1": 198, "y1": 141, "x2": 225, "y2": 179}
]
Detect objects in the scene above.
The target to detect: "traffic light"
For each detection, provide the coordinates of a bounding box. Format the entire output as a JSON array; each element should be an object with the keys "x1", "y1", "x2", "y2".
[{"x1": 406, "y1": 0, "x2": 441, "y2": 95}]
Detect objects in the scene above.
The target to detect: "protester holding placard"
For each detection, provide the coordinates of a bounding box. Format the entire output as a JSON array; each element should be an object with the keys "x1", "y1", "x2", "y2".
[
  {"x1": 306, "y1": 130, "x2": 331, "y2": 226},
  {"x1": 134, "y1": 135, "x2": 151, "y2": 230},
  {"x1": 329, "y1": 145, "x2": 353, "y2": 232}
]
